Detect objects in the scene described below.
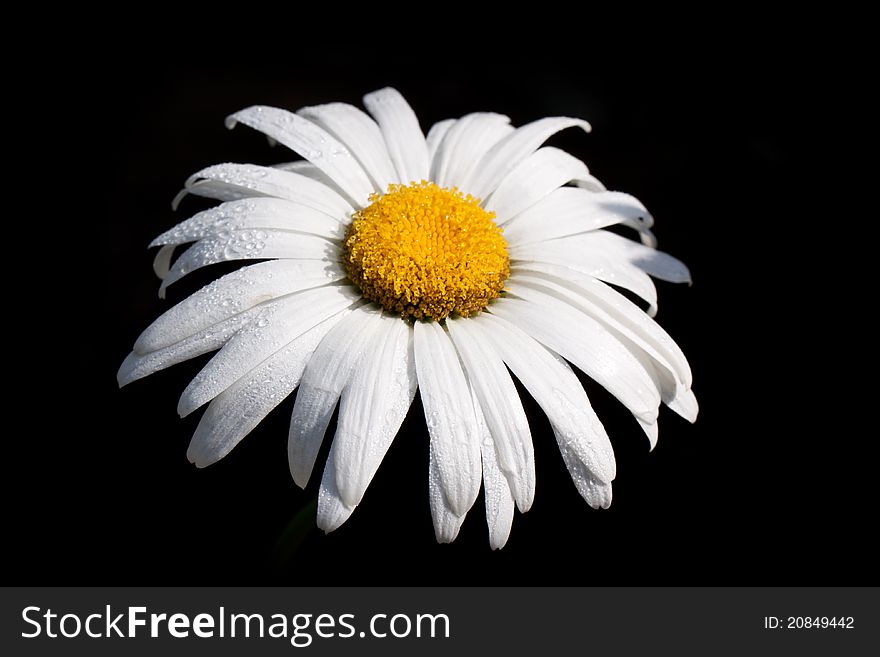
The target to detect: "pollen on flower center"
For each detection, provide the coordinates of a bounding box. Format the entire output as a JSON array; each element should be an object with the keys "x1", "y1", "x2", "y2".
[{"x1": 342, "y1": 181, "x2": 510, "y2": 320}]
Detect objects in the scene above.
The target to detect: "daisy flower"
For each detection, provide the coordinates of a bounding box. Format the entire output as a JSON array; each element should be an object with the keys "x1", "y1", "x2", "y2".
[{"x1": 118, "y1": 87, "x2": 696, "y2": 549}]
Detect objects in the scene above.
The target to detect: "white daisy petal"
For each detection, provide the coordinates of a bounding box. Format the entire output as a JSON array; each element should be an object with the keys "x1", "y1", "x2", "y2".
[
  {"x1": 159, "y1": 230, "x2": 338, "y2": 294},
  {"x1": 153, "y1": 245, "x2": 175, "y2": 279},
  {"x1": 299, "y1": 102, "x2": 397, "y2": 192},
  {"x1": 425, "y1": 119, "x2": 456, "y2": 166},
  {"x1": 151, "y1": 198, "x2": 344, "y2": 248},
  {"x1": 177, "y1": 285, "x2": 359, "y2": 417},
  {"x1": 637, "y1": 416, "x2": 660, "y2": 450},
  {"x1": 226, "y1": 106, "x2": 374, "y2": 206},
  {"x1": 135, "y1": 260, "x2": 345, "y2": 354},
  {"x1": 317, "y1": 441, "x2": 355, "y2": 533},
  {"x1": 511, "y1": 242, "x2": 659, "y2": 314},
  {"x1": 491, "y1": 292, "x2": 660, "y2": 425},
  {"x1": 334, "y1": 316, "x2": 417, "y2": 508},
  {"x1": 470, "y1": 313, "x2": 616, "y2": 484},
  {"x1": 117, "y1": 307, "x2": 261, "y2": 387},
  {"x1": 413, "y1": 321, "x2": 482, "y2": 517},
  {"x1": 270, "y1": 160, "x2": 352, "y2": 199},
  {"x1": 288, "y1": 306, "x2": 384, "y2": 488},
  {"x1": 173, "y1": 163, "x2": 354, "y2": 218},
  {"x1": 513, "y1": 269, "x2": 696, "y2": 425},
  {"x1": 567, "y1": 231, "x2": 692, "y2": 283},
  {"x1": 186, "y1": 310, "x2": 347, "y2": 468},
  {"x1": 501, "y1": 188, "x2": 653, "y2": 245},
  {"x1": 557, "y1": 442, "x2": 613, "y2": 509},
  {"x1": 628, "y1": 341, "x2": 679, "y2": 419},
  {"x1": 485, "y1": 147, "x2": 593, "y2": 222},
  {"x1": 573, "y1": 176, "x2": 606, "y2": 193},
  {"x1": 509, "y1": 273, "x2": 684, "y2": 391},
  {"x1": 667, "y1": 387, "x2": 699, "y2": 423},
  {"x1": 363, "y1": 87, "x2": 430, "y2": 184},
  {"x1": 433, "y1": 113, "x2": 513, "y2": 190},
  {"x1": 428, "y1": 447, "x2": 465, "y2": 544},
  {"x1": 513, "y1": 262, "x2": 691, "y2": 388},
  {"x1": 463, "y1": 116, "x2": 591, "y2": 200},
  {"x1": 468, "y1": 379, "x2": 515, "y2": 550},
  {"x1": 638, "y1": 228, "x2": 658, "y2": 249},
  {"x1": 511, "y1": 273, "x2": 695, "y2": 434},
  {"x1": 447, "y1": 317, "x2": 535, "y2": 512}
]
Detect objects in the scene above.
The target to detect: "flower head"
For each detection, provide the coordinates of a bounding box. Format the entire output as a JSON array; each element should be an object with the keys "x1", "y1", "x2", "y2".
[{"x1": 119, "y1": 88, "x2": 697, "y2": 549}]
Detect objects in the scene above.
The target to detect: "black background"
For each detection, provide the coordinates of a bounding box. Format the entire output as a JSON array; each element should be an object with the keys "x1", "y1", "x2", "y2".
[{"x1": 12, "y1": 18, "x2": 872, "y2": 585}]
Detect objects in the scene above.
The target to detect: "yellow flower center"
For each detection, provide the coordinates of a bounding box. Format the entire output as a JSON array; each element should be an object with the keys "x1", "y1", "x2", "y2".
[{"x1": 343, "y1": 181, "x2": 510, "y2": 321}]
